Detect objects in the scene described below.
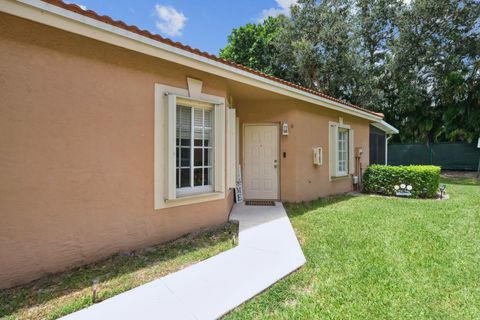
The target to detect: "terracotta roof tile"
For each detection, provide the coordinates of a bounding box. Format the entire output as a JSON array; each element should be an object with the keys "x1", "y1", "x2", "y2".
[{"x1": 41, "y1": 0, "x2": 383, "y2": 119}]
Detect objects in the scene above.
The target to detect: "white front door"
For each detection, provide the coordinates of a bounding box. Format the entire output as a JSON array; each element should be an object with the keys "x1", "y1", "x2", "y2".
[{"x1": 243, "y1": 124, "x2": 279, "y2": 200}]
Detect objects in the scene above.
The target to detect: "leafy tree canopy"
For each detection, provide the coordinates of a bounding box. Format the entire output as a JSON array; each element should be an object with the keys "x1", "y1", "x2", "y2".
[{"x1": 220, "y1": 0, "x2": 480, "y2": 143}]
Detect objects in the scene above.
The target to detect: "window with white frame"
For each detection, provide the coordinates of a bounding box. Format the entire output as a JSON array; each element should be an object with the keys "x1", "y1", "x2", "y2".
[
  {"x1": 337, "y1": 127, "x2": 349, "y2": 175},
  {"x1": 176, "y1": 100, "x2": 214, "y2": 196},
  {"x1": 154, "y1": 82, "x2": 226, "y2": 209},
  {"x1": 329, "y1": 122, "x2": 354, "y2": 178}
]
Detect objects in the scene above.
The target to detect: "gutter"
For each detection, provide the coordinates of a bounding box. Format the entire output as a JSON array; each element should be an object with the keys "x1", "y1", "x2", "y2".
[{"x1": 386, "y1": 134, "x2": 392, "y2": 165}]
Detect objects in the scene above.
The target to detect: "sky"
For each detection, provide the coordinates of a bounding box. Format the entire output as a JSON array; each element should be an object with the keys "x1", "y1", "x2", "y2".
[{"x1": 67, "y1": 0, "x2": 298, "y2": 55}]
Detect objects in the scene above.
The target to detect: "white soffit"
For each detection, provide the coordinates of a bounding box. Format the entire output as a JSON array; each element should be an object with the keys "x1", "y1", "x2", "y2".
[{"x1": 372, "y1": 120, "x2": 399, "y2": 134}]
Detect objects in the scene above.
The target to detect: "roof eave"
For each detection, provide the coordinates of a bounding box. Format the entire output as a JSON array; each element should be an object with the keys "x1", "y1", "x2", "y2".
[
  {"x1": 3, "y1": 0, "x2": 383, "y2": 122},
  {"x1": 372, "y1": 120, "x2": 399, "y2": 134}
]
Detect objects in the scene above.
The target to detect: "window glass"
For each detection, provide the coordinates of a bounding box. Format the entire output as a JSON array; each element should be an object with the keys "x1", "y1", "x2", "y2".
[
  {"x1": 204, "y1": 167, "x2": 212, "y2": 185},
  {"x1": 194, "y1": 168, "x2": 203, "y2": 186},
  {"x1": 337, "y1": 128, "x2": 349, "y2": 174},
  {"x1": 176, "y1": 103, "x2": 214, "y2": 195},
  {"x1": 194, "y1": 148, "x2": 202, "y2": 166},
  {"x1": 179, "y1": 168, "x2": 190, "y2": 188},
  {"x1": 204, "y1": 148, "x2": 212, "y2": 166},
  {"x1": 177, "y1": 106, "x2": 191, "y2": 146}
]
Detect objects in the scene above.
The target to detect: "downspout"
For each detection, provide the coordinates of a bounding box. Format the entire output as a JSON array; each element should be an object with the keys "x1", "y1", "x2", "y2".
[{"x1": 386, "y1": 134, "x2": 392, "y2": 165}]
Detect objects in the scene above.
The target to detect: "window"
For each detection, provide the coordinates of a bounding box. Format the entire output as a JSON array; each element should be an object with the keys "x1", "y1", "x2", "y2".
[
  {"x1": 329, "y1": 122, "x2": 354, "y2": 178},
  {"x1": 176, "y1": 102, "x2": 214, "y2": 196},
  {"x1": 337, "y1": 128, "x2": 349, "y2": 175},
  {"x1": 154, "y1": 83, "x2": 226, "y2": 209}
]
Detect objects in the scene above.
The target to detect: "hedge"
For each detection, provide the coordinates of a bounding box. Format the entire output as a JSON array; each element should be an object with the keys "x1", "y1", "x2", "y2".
[{"x1": 363, "y1": 165, "x2": 441, "y2": 198}]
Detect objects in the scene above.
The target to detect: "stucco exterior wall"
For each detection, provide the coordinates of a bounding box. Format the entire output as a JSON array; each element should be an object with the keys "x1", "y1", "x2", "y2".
[
  {"x1": 1, "y1": 11, "x2": 372, "y2": 289},
  {"x1": 235, "y1": 99, "x2": 298, "y2": 202},
  {"x1": 236, "y1": 99, "x2": 370, "y2": 202},
  {"x1": 0, "y1": 13, "x2": 233, "y2": 289},
  {"x1": 293, "y1": 104, "x2": 370, "y2": 201}
]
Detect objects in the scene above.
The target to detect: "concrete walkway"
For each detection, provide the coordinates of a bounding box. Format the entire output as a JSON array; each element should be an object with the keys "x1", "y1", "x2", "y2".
[{"x1": 62, "y1": 202, "x2": 306, "y2": 320}]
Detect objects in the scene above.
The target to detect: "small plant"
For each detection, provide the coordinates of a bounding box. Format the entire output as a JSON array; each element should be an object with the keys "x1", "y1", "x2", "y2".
[{"x1": 363, "y1": 165, "x2": 441, "y2": 198}]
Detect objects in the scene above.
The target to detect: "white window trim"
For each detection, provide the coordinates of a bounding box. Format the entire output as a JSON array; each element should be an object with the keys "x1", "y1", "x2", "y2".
[
  {"x1": 226, "y1": 107, "x2": 237, "y2": 189},
  {"x1": 176, "y1": 185, "x2": 214, "y2": 197},
  {"x1": 154, "y1": 83, "x2": 226, "y2": 209},
  {"x1": 329, "y1": 121, "x2": 354, "y2": 180},
  {"x1": 337, "y1": 127, "x2": 349, "y2": 176}
]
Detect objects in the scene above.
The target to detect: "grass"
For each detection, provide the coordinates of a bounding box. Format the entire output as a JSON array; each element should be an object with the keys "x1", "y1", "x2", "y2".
[
  {"x1": 225, "y1": 174, "x2": 480, "y2": 319},
  {"x1": 0, "y1": 221, "x2": 238, "y2": 320}
]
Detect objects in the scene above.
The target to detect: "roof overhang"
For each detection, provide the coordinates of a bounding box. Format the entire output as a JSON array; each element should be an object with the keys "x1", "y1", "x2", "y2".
[
  {"x1": 372, "y1": 120, "x2": 399, "y2": 134},
  {"x1": 2, "y1": 0, "x2": 383, "y2": 122}
]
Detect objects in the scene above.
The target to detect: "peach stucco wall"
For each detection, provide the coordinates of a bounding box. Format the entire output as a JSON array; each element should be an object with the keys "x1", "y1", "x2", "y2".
[
  {"x1": 236, "y1": 99, "x2": 370, "y2": 202},
  {"x1": 1, "y1": 12, "x2": 372, "y2": 288},
  {"x1": 0, "y1": 13, "x2": 233, "y2": 288}
]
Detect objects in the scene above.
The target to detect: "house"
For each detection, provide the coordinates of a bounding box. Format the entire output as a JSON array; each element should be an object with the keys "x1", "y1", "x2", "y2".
[{"x1": 0, "y1": 0, "x2": 398, "y2": 289}]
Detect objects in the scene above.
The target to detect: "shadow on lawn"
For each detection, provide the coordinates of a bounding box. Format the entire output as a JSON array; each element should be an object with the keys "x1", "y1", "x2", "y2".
[
  {"x1": 285, "y1": 194, "x2": 355, "y2": 218},
  {"x1": 440, "y1": 174, "x2": 480, "y2": 186},
  {"x1": 0, "y1": 221, "x2": 238, "y2": 318}
]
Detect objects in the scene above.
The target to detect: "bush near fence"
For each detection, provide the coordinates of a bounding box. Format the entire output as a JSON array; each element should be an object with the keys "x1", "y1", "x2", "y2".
[{"x1": 363, "y1": 165, "x2": 441, "y2": 198}]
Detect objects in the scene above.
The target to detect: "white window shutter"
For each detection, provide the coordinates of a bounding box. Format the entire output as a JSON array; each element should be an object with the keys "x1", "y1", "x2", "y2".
[
  {"x1": 226, "y1": 108, "x2": 236, "y2": 189},
  {"x1": 214, "y1": 104, "x2": 225, "y2": 193},
  {"x1": 166, "y1": 94, "x2": 177, "y2": 200},
  {"x1": 329, "y1": 123, "x2": 338, "y2": 178},
  {"x1": 349, "y1": 128, "x2": 355, "y2": 174}
]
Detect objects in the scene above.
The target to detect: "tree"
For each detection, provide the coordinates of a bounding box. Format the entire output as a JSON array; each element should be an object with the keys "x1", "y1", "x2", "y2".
[
  {"x1": 287, "y1": 0, "x2": 359, "y2": 100},
  {"x1": 219, "y1": 16, "x2": 286, "y2": 77},
  {"x1": 390, "y1": 0, "x2": 480, "y2": 142},
  {"x1": 352, "y1": 0, "x2": 401, "y2": 112},
  {"x1": 220, "y1": 0, "x2": 480, "y2": 143}
]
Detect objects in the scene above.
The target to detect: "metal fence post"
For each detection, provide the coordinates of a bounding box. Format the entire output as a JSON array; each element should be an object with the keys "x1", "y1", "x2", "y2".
[
  {"x1": 477, "y1": 158, "x2": 480, "y2": 178},
  {"x1": 429, "y1": 144, "x2": 433, "y2": 165}
]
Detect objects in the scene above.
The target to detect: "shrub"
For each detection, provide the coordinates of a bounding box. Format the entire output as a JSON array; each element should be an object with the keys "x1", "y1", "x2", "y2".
[{"x1": 363, "y1": 165, "x2": 441, "y2": 198}]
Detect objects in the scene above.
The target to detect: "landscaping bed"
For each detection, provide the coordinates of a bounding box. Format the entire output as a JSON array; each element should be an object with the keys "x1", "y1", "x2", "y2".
[
  {"x1": 0, "y1": 221, "x2": 238, "y2": 320},
  {"x1": 363, "y1": 165, "x2": 441, "y2": 198}
]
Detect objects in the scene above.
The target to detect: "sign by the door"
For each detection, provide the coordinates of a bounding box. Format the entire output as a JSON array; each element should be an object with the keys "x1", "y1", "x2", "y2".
[{"x1": 235, "y1": 164, "x2": 244, "y2": 203}]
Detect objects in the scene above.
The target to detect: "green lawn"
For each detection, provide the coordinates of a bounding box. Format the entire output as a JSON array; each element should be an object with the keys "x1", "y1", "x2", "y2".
[
  {"x1": 226, "y1": 175, "x2": 480, "y2": 319},
  {"x1": 0, "y1": 222, "x2": 238, "y2": 320}
]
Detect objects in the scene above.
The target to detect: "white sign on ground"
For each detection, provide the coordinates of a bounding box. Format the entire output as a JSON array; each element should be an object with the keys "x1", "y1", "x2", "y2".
[{"x1": 235, "y1": 164, "x2": 244, "y2": 203}]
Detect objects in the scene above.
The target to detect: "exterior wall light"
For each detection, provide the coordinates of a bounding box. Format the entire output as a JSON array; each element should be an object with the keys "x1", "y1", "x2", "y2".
[
  {"x1": 439, "y1": 184, "x2": 446, "y2": 199},
  {"x1": 282, "y1": 122, "x2": 289, "y2": 136}
]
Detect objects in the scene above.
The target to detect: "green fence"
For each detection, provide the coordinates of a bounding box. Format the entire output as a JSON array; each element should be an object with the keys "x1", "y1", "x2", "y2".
[{"x1": 388, "y1": 143, "x2": 480, "y2": 171}]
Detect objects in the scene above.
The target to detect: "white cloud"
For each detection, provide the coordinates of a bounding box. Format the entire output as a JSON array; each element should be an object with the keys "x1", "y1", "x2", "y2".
[
  {"x1": 259, "y1": 0, "x2": 298, "y2": 21},
  {"x1": 154, "y1": 4, "x2": 187, "y2": 37},
  {"x1": 65, "y1": 1, "x2": 86, "y2": 10}
]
